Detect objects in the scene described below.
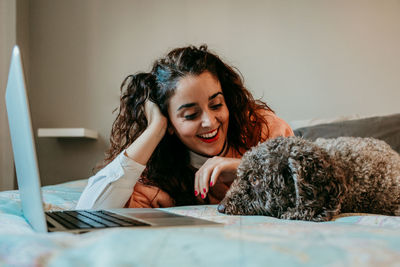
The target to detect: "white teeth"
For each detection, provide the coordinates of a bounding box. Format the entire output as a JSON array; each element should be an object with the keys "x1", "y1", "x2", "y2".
[{"x1": 199, "y1": 129, "x2": 218, "y2": 139}]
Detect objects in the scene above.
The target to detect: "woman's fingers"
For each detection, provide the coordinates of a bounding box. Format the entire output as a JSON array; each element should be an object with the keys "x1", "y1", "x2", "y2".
[
  {"x1": 196, "y1": 164, "x2": 212, "y2": 199},
  {"x1": 194, "y1": 166, "x2": 208, "y2": 198},
  {"x1": 209, "y1": 165, "x2": 222, "y2": 188},
  {"x1": 194, "y1": 157, "x2": 241, "y2": 199},
  {"x1": 144, "y1": 100, "x2": 167, "y2": 131},
  {"x1": 194, "y1": 169, "x2": 200, "y2": 197}
]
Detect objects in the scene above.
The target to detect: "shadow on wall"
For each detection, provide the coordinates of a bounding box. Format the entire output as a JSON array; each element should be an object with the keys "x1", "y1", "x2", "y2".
[{"x1": 37, "y1": 136, "x2": 108, "y2": 186}]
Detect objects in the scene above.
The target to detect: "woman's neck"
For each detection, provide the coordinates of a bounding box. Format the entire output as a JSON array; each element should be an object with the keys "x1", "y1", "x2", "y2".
[{"x1": 189, "y1": 141, "x2": 228, "y2": 169}]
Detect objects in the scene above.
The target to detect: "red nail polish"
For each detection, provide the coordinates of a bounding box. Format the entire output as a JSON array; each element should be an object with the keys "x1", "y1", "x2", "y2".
[
  {"x1": 194, "y1": 190, "x2": 198, "y2": 196},
  {"x1": 210, "y1": 181, "x2": 213, "y2": 187},
  {"x1": 203, "y1": 188, "x2": 206, "y2": 193},
  {"x1": 201, "y1": 194, "x2": 205, "y2": 199}
]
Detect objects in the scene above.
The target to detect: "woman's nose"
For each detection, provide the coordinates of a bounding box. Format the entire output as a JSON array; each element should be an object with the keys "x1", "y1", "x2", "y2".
[{"x1": 201, "y1": 111, "x2": 216, "y2": 127}]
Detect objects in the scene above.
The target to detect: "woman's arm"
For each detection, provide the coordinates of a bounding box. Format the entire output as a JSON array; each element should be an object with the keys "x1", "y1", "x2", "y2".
[
  {"x1": 75, "y1": 152, "x2": 146, "y2": 209},
  {"x1": 124, "y1": 183, "x2": 175, "y2": 208},
  {"x1": 76, "y1": 101, "x2": 167, "y2": 209},
  {"x1": 124, "y1": 100, "x2": 167, "y2": 165}
]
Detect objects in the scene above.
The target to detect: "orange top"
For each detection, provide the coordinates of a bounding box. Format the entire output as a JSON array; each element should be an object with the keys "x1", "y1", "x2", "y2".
[{"x1": 125, "y1": 110, "x2": 294, "y2": 208}]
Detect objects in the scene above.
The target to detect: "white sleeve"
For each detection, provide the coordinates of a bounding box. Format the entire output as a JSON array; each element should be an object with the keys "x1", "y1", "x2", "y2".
[{"x1": 75, "y1": 151, "x2": 146, "y2": 210}]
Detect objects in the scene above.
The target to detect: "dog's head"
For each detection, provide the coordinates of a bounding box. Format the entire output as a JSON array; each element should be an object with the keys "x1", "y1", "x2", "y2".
[{"x1": 218, "y1": 136, "x2": 345, "y2": 221}]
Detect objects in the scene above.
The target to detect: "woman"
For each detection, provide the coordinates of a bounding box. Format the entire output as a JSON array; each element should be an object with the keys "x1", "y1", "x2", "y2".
[{"x1": 76, "y1": 45, "x2": 293, "y2": 209}]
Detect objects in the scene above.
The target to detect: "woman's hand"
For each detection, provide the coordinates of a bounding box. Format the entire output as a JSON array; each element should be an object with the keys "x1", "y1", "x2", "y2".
[
  {"x1": 194, "y1": 157, "x2": 241, "y2": 199},
  {"x1": 125, "y1": 100, "x2": 167, "y2": 165},
  {"x1": 144, "y1": 99, "x2": 168, "y2": 136}
]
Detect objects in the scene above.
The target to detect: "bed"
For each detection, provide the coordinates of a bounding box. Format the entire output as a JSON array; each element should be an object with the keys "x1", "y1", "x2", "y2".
[{"x1": 1, "y1": 114, "x2": 399, "y2": 266}]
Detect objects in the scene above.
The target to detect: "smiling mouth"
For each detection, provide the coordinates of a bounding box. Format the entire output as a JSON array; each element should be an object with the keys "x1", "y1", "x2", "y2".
[{"x1": 197, "y1": 128, "x2": 219, "y2": 143}]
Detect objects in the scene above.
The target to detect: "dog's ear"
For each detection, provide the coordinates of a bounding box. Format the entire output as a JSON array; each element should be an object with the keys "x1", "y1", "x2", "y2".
[
  {"x1": 287, "y1": 158, "x2": 302, "y2": 208},
  {"x1": 287, "y1": 149, "x2": 344, "y2": 221}
]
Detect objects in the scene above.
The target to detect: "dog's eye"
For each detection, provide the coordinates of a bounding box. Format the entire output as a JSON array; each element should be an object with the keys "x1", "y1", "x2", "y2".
[{"x1": 250, "y1": 176, "x2": 258, "y2": 186}]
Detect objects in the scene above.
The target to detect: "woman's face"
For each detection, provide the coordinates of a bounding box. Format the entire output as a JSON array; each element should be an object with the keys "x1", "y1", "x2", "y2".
[{"x1": 167, "y1": 71, "x2": 229, "y2": 156}]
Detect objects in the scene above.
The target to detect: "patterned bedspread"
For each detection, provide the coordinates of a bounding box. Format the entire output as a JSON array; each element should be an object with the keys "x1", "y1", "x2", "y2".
[{"x1": 0, "y1": 179, "x2": 399, "y2": 267}]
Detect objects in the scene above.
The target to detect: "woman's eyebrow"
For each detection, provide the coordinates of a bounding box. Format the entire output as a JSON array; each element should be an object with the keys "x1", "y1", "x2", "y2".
[
  {"x1": 209, "y1": 92, "x2": 223, "y2": 101},
  {"x1": 177, "y1": 103, "x2": 196, "y2": 111}
]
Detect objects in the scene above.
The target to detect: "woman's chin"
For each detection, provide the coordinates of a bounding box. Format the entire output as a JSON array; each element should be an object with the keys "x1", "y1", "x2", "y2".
[{"x1": 198, "y1": 143, "x2": 226, "y2": 157}]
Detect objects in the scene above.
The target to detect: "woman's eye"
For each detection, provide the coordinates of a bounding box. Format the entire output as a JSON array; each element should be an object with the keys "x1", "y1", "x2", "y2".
[
  {"x1": 184, "y1": 113, "x2": 198, "y2": 120},
  {"x1": 210, "y1": 103, "x2": 222, "y2": 110}
]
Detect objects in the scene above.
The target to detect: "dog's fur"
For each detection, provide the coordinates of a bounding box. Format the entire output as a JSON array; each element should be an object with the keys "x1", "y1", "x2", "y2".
[{"x1": 218, "y1": 136, "x2": 400, "y2": 221}]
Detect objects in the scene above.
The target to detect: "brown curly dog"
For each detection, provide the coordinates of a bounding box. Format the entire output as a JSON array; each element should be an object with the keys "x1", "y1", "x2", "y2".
[{"x1": 218, "y1": 136, "x2": 400, "y2": 221}]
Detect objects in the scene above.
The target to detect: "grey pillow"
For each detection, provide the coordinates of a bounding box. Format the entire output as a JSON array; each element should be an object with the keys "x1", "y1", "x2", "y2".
[{"x1": 294, "y1": 113, "x2": 400, "y2": 154}]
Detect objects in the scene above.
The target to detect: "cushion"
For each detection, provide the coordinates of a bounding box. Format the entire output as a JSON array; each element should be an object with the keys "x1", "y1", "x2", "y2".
[
  {"x1": 289, "y1": 114, "x2": 363, "y2": 130},
  {"x1": 294, "y1": 113, "x2": 400, "y2": 154}
]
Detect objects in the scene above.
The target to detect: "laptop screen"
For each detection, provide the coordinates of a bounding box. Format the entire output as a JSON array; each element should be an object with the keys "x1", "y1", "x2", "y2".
[{"x1": 5, "y1": 46, "x2": 48, "y2": 233}]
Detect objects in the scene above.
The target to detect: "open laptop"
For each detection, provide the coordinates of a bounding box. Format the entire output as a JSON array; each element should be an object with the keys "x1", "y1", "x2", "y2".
[{"x1": 5, "y1": 45, "x2": 219, "y2": 234}]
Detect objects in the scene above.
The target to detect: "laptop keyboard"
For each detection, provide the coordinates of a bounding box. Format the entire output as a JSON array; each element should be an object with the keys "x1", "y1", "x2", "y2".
[{"x1": 46, "y1": 210, "x2": 150, "y2": 229}]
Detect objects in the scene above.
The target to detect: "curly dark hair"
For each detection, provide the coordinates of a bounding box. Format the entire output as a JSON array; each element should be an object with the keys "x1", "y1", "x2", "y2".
[{"x1": 102, "y1": 45, "x2": 273, "y2": 206}]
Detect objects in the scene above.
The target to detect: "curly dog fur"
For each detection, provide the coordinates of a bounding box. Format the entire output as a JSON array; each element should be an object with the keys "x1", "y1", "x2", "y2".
[{"x1": 218, "y1": 136, "x2": 400, "y2": 221}]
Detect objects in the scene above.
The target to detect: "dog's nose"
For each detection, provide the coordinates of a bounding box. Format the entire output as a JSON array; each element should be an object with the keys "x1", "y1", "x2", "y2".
[{"x1": 217, "y1": 203, "x2": 226, "y2": 213}]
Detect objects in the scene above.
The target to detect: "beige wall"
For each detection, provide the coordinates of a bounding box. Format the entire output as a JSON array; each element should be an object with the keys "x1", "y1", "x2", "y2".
[
  {"x1": 16, "y1": 0, "x2": 30, "y2": 85},
  {"x1": 23, "y1": 0, "x2": 400, "y2": 185},
  {"x1": 0, "y1": 0, "x2": 16, "y2": 190}
]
